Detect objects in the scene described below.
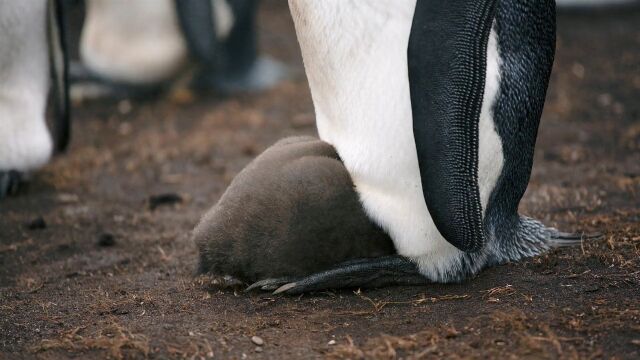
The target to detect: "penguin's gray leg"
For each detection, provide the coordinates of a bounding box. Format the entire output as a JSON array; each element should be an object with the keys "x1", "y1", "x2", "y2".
[
  {"x1": 485, "y1": 217, "x2": 603, "y2": 266},
  {"x1": 247, "y1": 256, "x2": 429, "y2": 295}
]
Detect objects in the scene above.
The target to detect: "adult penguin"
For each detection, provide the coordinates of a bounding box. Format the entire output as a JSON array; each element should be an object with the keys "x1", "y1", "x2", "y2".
[
  {"x1": 242, "y1": 0, "x2": 596, "y2": 294},
  {"x1": 75, "y1": 0, "x2": 285, "y2": 96},
  {"x1": 0, "y1": 0, "x2": 70, "y2": 199}
]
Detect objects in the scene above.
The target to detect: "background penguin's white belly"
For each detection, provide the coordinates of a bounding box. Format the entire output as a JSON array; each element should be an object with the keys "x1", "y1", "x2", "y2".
[
  {"x1": 81, "y1": 0, "x2": 235, "y2": 85},
  {"x1": 81, "y1": 0, "x2": 188, "y2": 84},
  {"x1": 0, "y1": 1, "x2": 53, "y2": 172},
  {"x1": 290, "y1": 0, "x2": 504, "y2": 278}
]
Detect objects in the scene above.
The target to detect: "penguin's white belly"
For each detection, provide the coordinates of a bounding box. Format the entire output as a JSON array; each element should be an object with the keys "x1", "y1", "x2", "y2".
[
  {"x1": 0, "y1": 1, "x2": 53, "y2": 171},
  {"x1": 290, "y1": 0, "x2": 504, "y2": 280}
]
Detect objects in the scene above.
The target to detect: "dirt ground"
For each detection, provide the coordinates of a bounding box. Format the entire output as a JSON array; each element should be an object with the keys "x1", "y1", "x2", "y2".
[{"x1": 1, "y1": 2, "x2": 639, "y2": 359}]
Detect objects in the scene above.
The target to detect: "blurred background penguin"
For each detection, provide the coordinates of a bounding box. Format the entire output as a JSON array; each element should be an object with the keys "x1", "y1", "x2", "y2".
[
  {"x1": 0, "y1": 0, "x2": 287, "y2": 200},
  {"x1": 0, "y1": 0, "x2": 69, "y2": 199},
  {"x1": 71, "y1": 0, "x2": 287, "y2": 100}
]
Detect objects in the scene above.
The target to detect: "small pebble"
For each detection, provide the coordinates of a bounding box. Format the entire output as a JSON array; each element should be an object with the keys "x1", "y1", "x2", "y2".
[
  {"x1": 251, "y1": 336, "x2": 264, "y2": 346},
  {"x1": 328, "y1": 340, "x2": 336, "y2": 346},
  {"x1": 149, "y1": 193, "x2": 183, "y2": 210},
  {"x1": 98, "y1": 233, "x2": 116, "y2": 247},
  {"x1": 57, "y1": 193, "x2": 79, "y2": 203},
  {"x1": 25, "y1": 216, "x2": 47, "y2": 230},
  {"x1": 255, "y1": 347, "x2": 263, "y2": 353},
  {"x1": 571, "y1": 62, "x2": 585, "y2": 79},
  {"x1": 117, "y1": 99, "x2": 132, "y2": 114}
]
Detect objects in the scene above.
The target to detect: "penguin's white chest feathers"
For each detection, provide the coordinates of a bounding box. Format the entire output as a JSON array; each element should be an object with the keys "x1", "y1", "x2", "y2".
[{"x1": 290, "y1": 0, "x2": 505, "y2": 280}]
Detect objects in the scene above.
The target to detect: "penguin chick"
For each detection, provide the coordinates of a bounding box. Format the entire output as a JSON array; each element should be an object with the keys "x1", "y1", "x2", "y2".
[{"x1": 193, "y1": 136, "x2": 412, "y2": 289}]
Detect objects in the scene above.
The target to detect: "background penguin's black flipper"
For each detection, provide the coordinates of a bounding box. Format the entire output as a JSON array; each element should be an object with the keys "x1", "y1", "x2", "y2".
[
  {"x1": 48, "y1": 0, "x2": 70, "y2": 153},
  {"x1": 175, "y1": 0, "x2": 284, "y2": 92},
  {"x1": 408, "y1": 0, "x2": 498, "y2": 253},
  {"x1": 174, "y1": 0, "x2": 220, "y2": 65}
]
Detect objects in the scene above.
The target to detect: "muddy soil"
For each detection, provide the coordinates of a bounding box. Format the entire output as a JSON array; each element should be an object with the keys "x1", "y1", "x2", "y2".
[{"x1": 1, "y1": 2, "x2": 639, "y2": 359}]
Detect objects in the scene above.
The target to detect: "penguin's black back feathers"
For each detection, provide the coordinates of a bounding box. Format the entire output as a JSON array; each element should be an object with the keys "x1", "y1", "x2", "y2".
[{"x1": 485, "y1": 0, "x2": 556, "y2": 238}]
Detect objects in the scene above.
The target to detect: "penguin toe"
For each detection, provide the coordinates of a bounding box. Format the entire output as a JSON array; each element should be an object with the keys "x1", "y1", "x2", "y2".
[
  {"x1": 0, "y1": 170, "x2": 24, "y2": 200},
  {"x1": 548, "y1": 230, "x2": 604, "y2": 247},
  {"x1": 245, "y1": 277, "x2": 295, "y2": 292},
  {"x1": 273, "y1": 282, "x2": 299, "y2": 295}
]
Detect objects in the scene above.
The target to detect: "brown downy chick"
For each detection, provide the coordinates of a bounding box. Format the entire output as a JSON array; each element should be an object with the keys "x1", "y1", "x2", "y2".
[{"x1": 193, "y1": 136, "x2": 396, "y2": 284}]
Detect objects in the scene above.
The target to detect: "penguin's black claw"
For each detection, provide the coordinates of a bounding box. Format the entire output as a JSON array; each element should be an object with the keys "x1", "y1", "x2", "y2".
[
  {"x1": 245, "y1": 277, "x2": 295, "y2": 292},
  {"x1": 548, "y1": 231, "x2": 604, "y2": 247},
  {"x1": 268, "y1": 256, "x2": 429, "y2": 296},
  {"x1": 0, "y1": 170, "x2": 24, "y2": 200}
]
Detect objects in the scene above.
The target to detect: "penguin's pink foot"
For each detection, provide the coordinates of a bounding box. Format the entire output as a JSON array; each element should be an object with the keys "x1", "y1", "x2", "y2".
[
  {"x1": 0, "y1": 170, "x2": 24, "y2": 200},
  {"x1": 246, "y1": 256, "x2": 429, "y2": 295}
]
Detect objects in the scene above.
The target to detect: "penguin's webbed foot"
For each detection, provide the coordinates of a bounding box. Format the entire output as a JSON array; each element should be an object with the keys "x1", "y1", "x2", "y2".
[
  {"x1": 0, "y1": 170, "x2": 24, "y2": 200},
  {"x1": 246, "y1": 256, "x2": 429, "y2": 295}
]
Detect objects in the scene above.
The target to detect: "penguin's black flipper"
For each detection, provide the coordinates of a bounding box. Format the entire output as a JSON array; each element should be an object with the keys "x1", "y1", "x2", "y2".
[
  {"x1": 408, "y1": 0, "x2": 498, "y2": 253},
  {"x1": 47, "y1": 0, "x2": 71, "y2": 153},
  {"x1": 246, "y1": 256, "x2": 428, "y2": 295}
]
